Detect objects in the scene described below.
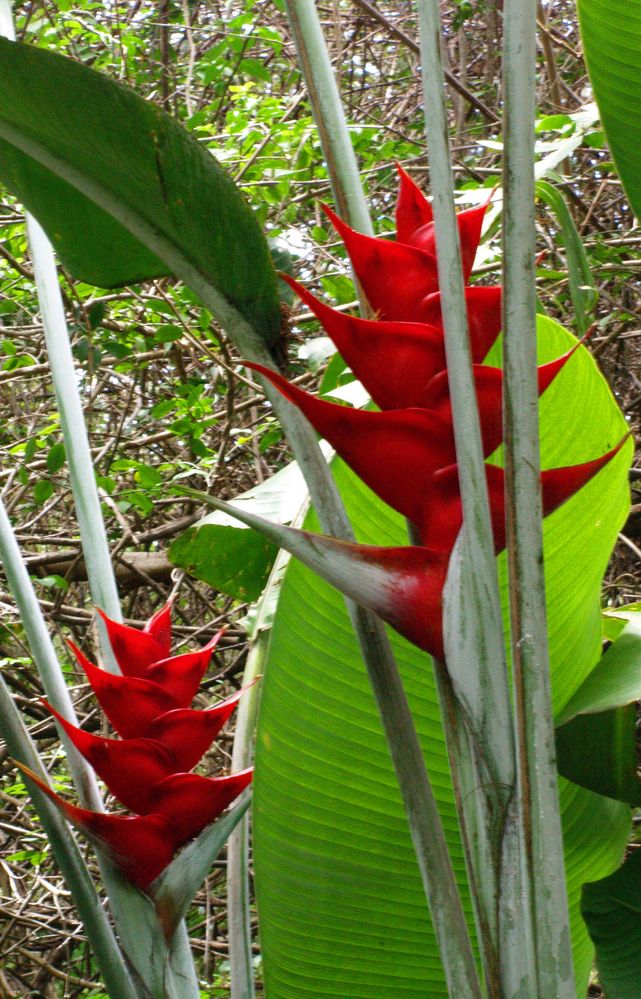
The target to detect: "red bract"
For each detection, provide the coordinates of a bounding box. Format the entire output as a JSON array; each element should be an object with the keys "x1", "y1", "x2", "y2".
[
  {"x1": 35, "y1": 606, "x2": 251, "y2": 892},
  {"x1": 255, "y1": 172, "x2": 625, "y2": 659}
]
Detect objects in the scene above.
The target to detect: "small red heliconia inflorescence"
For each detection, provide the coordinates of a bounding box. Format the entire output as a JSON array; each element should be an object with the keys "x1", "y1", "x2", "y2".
[
  {"x1": 249, "y1": 166, "x2": 625, "y2": 660},
  {"x1": 24, "y1": 602, "x2": 252, "y2": 892}
]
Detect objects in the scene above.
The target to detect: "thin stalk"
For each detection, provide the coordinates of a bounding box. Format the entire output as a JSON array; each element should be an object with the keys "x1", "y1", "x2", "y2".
[
  {"x1": 0, "y1": 497, "x2": 103, "y2": 811},
  {"x1": 415, "y1": 4, "x2": 528, "y2": 992},
  {"x1": 283, "y1": 0, "x2": 373, "y2": 235},
  {"x1": 502, "y1": 0, "x2": 576, "y2": 993},
  {"x1": 25, "y1": 215, "x2": 120, "y2": 671},
  {"x1": 0, "y1": 677, "x2": 140, "y2": 999},
  {"x1": 227, "y1": 629, "x2": 267, "y2": 999}
]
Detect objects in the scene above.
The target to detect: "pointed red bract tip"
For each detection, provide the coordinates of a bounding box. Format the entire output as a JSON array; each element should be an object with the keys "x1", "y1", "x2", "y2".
[
  {"x1": 421, "y1": 285, "x2": 502, "y2": 358},
  {"x1": 16, "y1": 763, "x2": 176, "y2": 891},
  {"x1": 322, "y1": 203, "x2": 440, "y2": 322},
  {"x1": 395, "y1": 163, "x2": 433, "y2": 242},
  {"x1": 144, "y1": 599, "x2": 173, "y2": 648},
  {"x1": 248, "y1": 361, "x2": 455, "y2": 527},
  {"x1": 282, "y1": 273, "x2": 448, "y2": 410},
  {"x1": 41, "y1": 699, "x2": 178, "y2": 813},
  {"x1": 144, "y1": 692, "x2": 242, "y2": 772},
  {"x1": 147, "y1": 769, "x2": 254, "y2": 848},
  {"x1": 144, "y1": 640, "x2": 219, "y2": 708},
  {"x1": 69, "y1": 640, "x2": 178, "y2": 738},
  {"x1": 423, "y1": 345, "x2": 582, "y2": 459},
  {"x1": 95, "y1": 607, "x2": 169, "y2": 677},
  {"x1": 407, "y1": 201, "x2": 488, "y2": 283}
]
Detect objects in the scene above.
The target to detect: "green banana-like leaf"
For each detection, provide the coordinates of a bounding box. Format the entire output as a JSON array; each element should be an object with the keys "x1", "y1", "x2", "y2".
[
  {"x1": 582, "y1": 848, "x2": 641, "y2": 999},
  {"x1": 578, "y1": 0, "x2": 641, "y2": 219},
  {"x1": 252, "y1": 316, "x2": 632, "y2": 996},
  {"x1": 0, "y1": 38, "x2": 280, "y2": 352}
]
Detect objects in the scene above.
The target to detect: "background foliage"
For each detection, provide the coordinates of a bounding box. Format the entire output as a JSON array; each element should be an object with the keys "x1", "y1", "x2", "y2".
[{"x1": 0, "y1": 1, "x2": 640, "y2": 995}]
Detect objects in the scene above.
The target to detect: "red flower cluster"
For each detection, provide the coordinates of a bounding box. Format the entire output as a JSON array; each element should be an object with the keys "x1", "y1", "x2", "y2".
[
  {"x1": 249, "y1": 167, "x2": 624, "y2": 659},
  {"x1": 25, "y1": 603, "x2": 252, "y2": 891}
]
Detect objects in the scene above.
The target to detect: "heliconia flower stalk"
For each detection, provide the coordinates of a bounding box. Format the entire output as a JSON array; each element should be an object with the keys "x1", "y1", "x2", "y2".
[
  {"x1": 242, "y1": 171, "x2": 627, "y2": 661},
  {"x1": 24, "y1": 605, "x2": 252, "y2": 892}
]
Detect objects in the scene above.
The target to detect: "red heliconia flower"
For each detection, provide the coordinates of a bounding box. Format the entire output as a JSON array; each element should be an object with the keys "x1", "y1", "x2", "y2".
[
  {"x1": 246, "y1": 172, "x2": 626, "y2": 660},
  {"x1": 31, "y1": 605, "x2": 252, "y2": 892}
]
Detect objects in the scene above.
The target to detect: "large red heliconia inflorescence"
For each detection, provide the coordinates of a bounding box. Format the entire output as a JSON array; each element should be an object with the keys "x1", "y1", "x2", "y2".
[
  {"x1": 24, "y1": 602, "x2": 252, "y2": 892},
  {"x1": 250, "y1": 166, "x2": 625, "y2": 660}
]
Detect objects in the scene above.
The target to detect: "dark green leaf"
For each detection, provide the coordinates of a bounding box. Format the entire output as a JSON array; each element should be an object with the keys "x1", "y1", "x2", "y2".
[
  {"x1": 556, "y1": 705, "x2": 641, "y2": 805},
  {"x1": 33, "y1": 480, "x2": 54, "y2": 504},
  {"x1": 582, "y1": 848, "x2": 641, "y2": 999},
  {"x1": 0, "y1": 38, "x2": 280, "y2": 352}
]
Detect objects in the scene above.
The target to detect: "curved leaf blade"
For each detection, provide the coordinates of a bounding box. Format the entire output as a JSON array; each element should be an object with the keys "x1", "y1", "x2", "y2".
[
  {"x1": 578, "y1": 0, "x2": 641, "y2": 218},
  {"x1": 582, "y1": 848, "x2": 641, "y2": 999},
  {"x1": 0, "y1": 38, "x2": 280, "y2": 349}
]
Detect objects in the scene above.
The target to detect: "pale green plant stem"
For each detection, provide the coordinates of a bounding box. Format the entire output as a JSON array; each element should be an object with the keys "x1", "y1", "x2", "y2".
[
  {"x1": 0, "y1": 498, "x2": 102, "y2": 810},
  {"x1": 414, "y1": 2, "x2": 541, "y2": 993},
  {"x1": 227, "y1": 629, "x2": 267, "y2": 999},
  {"x1": 283, "y1": 0, "x2": 373, "y2": 235},
  {"x1": 25, "y1": 215, "x2": 120, "y2": 671},
  {"x1": 502, "y1": 0, "x2": 576, "y2": 993}
]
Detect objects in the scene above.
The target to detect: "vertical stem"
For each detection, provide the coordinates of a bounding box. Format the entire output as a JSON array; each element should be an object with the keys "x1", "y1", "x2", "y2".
[
  {"x1": 25, "y1": 216, "x2": 121, "y2": 669},
  {"x1": 283, "y1": 0, "x2": 373, "y2": 235},
  {"x1": 415, "y1": 4, "x2": 532, "y2": 993},
  {"x1": 228, "y1": 629, "x2": 267, "y2": 999},
  {"x1": 502, "y1": 1, "x2": 576, "y2": 994},
  {"x1": 0, "y1": 498, "x2": 103, "y2": 811}
]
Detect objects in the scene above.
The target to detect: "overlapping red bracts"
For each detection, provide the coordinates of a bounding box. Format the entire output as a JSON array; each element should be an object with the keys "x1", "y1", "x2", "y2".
[
  {"x1": 31, "y1": 606, "x2": 251, "y2": 892},
  {"x1": 256, "y1": 170, "x2": 624, "y2": 659}
]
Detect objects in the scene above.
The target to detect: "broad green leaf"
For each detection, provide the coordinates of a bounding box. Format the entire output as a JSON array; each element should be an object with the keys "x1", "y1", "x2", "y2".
[
  {"x1": 0, "y1": 38, "x2": 280, "y2": 351},
  {"x1": 554, "y1": 613, "x2": 641, "y2": 804},
  {"x1": 252, "y1": 319, "x2": 631, "y2": 996},
  {"x1": 582, "y1": 848, "x2": 641, "y2": 999},
  {"x1": 578, "y1": 0, "x2": 641, "y2": 218}
]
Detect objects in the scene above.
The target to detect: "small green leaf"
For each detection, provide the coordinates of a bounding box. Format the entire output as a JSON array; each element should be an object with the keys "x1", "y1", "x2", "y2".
[
  {"x1": 46, "y1": 442, "x2": 66, "y2": 474},
  {"x1": 33, "y1": 479, "x2": 54, "y2": 504},
  {"x1": 556, "y1": 705, "x2": 640, "y2": 804}
]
